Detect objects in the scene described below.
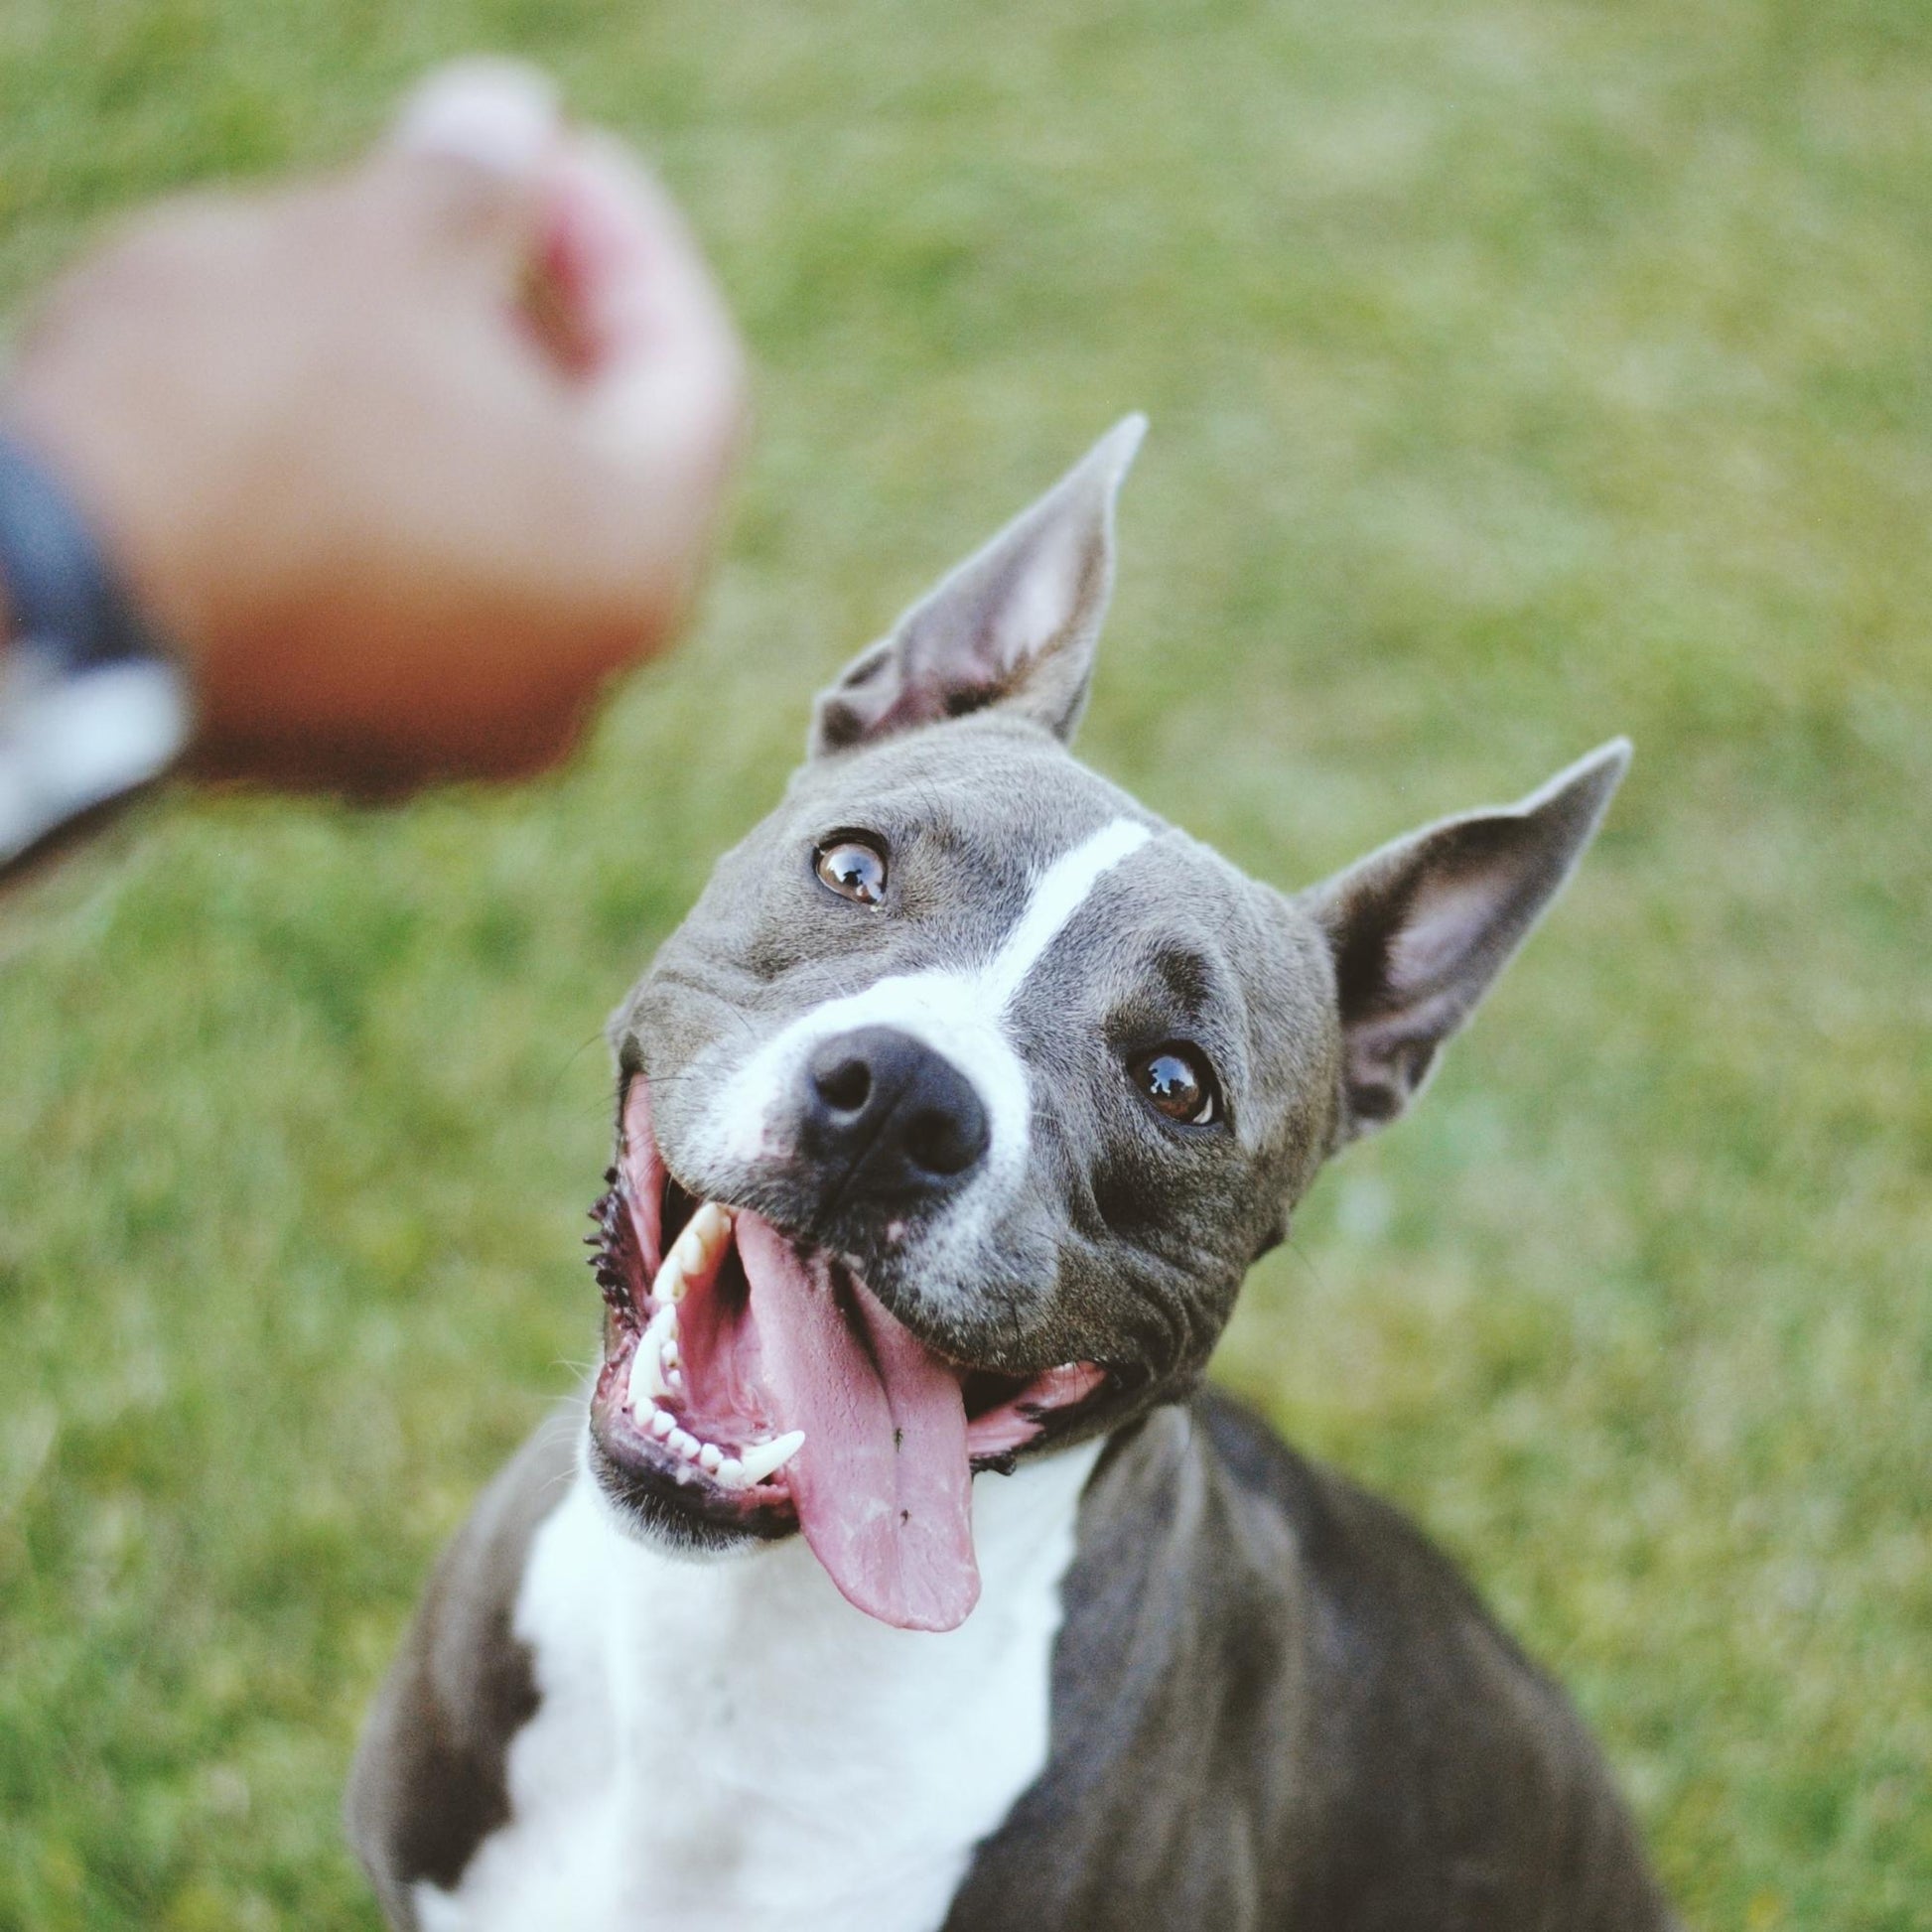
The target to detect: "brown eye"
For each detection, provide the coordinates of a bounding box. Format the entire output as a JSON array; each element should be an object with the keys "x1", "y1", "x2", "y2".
[
  {"x1": 1131, "y1": 1045, "x2": 1218, "y2": 1125},
  {"x1": 815, "y1": 837, "x2": 888, "y2": 905}
]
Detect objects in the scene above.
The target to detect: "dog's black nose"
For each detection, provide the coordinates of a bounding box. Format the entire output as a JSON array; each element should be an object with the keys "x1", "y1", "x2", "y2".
[{"x1": 800, "y1": 1027, "x2": 990, "y2": 1206}]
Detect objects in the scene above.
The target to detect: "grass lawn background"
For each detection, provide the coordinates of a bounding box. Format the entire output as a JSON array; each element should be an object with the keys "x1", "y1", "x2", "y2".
[{"x1": 2, "y1": 0, "x2": 1928, "y2": 1925}]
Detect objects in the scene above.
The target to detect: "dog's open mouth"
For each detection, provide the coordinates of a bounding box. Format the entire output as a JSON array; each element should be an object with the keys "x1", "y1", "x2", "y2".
[{"x1": 586, "y1": 1080, "x2": 1109, "y2": 1633}]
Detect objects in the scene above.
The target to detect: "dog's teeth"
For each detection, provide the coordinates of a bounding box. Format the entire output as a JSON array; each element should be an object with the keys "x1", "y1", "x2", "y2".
[
  {"x1": 649, "y1": 1200, "x2": 735, "y2": 1304},
  {"x1": 625, "y1": 1322, "x2": 674, "y2": 1409},
  {"x1": 681, "y1": 1200, "x2": 734, "y2": 1266},
  {"x1": 649, "y1": 1410, "x2": 674, "y2": 1440},
  {"x1": 669, "y1": 1429, "x2": 700, "y2": 1461},
  {"x1": 698, "y1": 1444, "x2": 723, "y2": 1474},
  {"x1": 650, "y1": 1247, "x2": 689, "y2": 1305},
  {"x1": 642, "y1": 1300, "x2": 677, "y2": 1354},
  {"x1": 631, "y1": 1346, "x2": 673, "y2": 1408},
  {"x1": 662, "y1": 1337, "x2": 679, "y2": 1368},
  {"x1": 624, "y1": 1307, "x2": 679, "y2": 1407},
  {"x1": 737, "y1": 1431, "x2": 806, "y2": 1485},
  {"x1": 716, "y1": 1456, "x2": 745, "y2": 1487}
]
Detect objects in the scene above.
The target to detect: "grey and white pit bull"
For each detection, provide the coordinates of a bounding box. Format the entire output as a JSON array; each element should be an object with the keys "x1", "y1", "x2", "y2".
[{"x1": 349, "y1": 419, "x2": 1678, "y2": 1931}]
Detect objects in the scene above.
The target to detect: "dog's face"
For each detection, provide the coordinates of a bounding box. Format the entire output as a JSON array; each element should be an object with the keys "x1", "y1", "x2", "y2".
[{"x1": 586, "y1": 419, "x2": 1628, "y2": 1630}]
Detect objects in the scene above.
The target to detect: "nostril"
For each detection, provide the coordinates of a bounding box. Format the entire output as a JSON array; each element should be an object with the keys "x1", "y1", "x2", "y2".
[
  {"x1": 901, "y1": 1103, "x2": 988, "y2": 1178},
  {"x1": 802, "y1": 1027, "x2": 990, "y2": 1196},
  {"x1": 813, "y1": 1054, "x2": 872, "y2": 1115}
]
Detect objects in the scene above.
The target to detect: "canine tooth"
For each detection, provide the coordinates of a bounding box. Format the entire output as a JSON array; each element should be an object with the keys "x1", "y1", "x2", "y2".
[
  {"x1": 717, "y1": 1456, "x2": 745, "y2": 1487},
  {"x1": 737, "y1": 1431, "x2": 806, "y2": 1485},
  {"x1": 651, "y1": 1202, "x2": 734, "y2": 1303},
  {"x1": 649, "y1": 1410, "x2": 674, "y2": 1440},
  {"x1": 650, "y1": 1247, "x2": 689, "y2": 1305},
  {"x1": 632, "y1": 1347, "x2": 673, "y2": 1406},
  {"x1": 642, "y1": 1300, "x2": 677, "y2": 1354},
  {"x1": 698, "y1": 1444, "x2": 723, "y2": 1474},
  {"x1": 625, "y1": 1348, "x2": 653, "y2": 1414},
  {"x1": 684, "y1": 1200, "x2": 734, "y2": 1262},
  {"x1": 624, "y1": 1307, "x2": 677, "y2": 1405},
  {"x1": 669, "y1": 1429, "x2": 700, "y2": 1460}
]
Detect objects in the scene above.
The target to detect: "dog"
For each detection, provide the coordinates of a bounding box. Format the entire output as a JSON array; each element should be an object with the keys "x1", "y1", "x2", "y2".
[{"x1": 348, "y1": 419, "x2": 1678, "y2": 1931}]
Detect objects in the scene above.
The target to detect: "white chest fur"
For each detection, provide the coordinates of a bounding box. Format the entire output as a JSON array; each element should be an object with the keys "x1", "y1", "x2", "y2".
[{"x1": 415, "y1": 1440, "x2": 1103, "y2": 1932}]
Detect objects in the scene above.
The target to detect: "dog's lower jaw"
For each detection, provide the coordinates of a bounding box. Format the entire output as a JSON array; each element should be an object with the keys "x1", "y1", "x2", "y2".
[
  {"x1": 586, "y1": 1095, "x2": 1117, "y2": 1631},
  {"x1": 412, "y1": 1433, "x2": 1106, "y2": 1932},
  {"x1": 583, "y1": 1428, "x2": 793, "y2": 1559}
]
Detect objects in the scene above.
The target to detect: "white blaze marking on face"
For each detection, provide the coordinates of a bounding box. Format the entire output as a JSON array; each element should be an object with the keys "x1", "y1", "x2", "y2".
[
  {"x1": 688, "y1": 817, "x2": 1155, "y2": 1225},
  {"x1": 978, "y1": 818, "x2": 1153, "y2": 1011}
]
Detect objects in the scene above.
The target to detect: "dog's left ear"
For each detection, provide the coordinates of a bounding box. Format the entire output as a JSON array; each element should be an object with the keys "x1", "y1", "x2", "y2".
[
  {"x1": 1303, "y1": 741, "x2": 1631, "y2": 1143},
  {"x1": 810, "y1": 416, "x2": 1146, "y2": 757}
]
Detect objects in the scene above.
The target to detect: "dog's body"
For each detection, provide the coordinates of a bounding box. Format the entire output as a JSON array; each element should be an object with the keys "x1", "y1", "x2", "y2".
[
  {"x1": 351, "y1": 422, "x2": 1677, "y2": 1930},
  {"x1": 355, "y1": 1395, "x2": 1668, "y2": 1932}
]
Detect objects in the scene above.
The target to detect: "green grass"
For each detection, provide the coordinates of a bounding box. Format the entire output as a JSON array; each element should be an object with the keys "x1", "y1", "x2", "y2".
[{"x1": 2, "y1": 0, "x2": 1929, "y2": 1925}]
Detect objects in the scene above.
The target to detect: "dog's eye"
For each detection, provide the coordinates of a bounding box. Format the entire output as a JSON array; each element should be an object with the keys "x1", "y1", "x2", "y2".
[
  {"x1": 1130, "y1": 1045, "x2": 1218, "y2": 1126},
  {"x1": 815, "y1": 837, "x2": 888, "y2": 906}
]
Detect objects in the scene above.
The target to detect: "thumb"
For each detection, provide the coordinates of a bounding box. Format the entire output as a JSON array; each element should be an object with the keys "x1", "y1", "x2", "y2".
[{"x1": 370, "y1": 59, "x2": 562, "y2": 271}]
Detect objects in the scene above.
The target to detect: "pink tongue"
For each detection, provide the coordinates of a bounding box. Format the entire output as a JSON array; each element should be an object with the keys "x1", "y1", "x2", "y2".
[{"x1": 736, "y1": 1213, "x2": 979, "y2": 1632}]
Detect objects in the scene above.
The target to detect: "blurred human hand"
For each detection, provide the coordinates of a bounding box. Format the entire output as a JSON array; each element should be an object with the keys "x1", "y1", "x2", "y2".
[{"x1": 0, "y1": 62, "x2": 745, "y2": 790}]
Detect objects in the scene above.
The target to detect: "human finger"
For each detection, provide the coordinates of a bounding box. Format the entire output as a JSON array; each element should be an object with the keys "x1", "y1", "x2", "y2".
[
  {"x1": 360, "y1": 59, "x2": 563, "y2": 280},
  {"x1": 538, "y1": 131, "x2": 746, "y2": 464}
]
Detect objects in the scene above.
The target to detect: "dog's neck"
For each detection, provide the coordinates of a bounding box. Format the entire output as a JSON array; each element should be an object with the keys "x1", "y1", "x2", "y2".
[
  {"x1": 567, "y1": 1430, "x2": 1104, "y2": 1670},
  {"x1": 428, "y1": 1437, "x2": 1105, "y2": 1932}
]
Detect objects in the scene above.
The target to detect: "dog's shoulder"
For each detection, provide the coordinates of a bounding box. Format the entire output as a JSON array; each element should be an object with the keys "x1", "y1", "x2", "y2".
[
  {"x1": 345, "y1": 1418, "x2": 578, "y2": 1931},
  {"x1": 1190, "y1": 1386, "x2": 1676, "y2": 1929},
  {"x1": 945, "y1": 1396, "x2": 1315, "y2": 1928},
  {"x1": 948, "y1": 1389, "x2": 1675, "y2": 1932},
  {"x1": 1195, "y1": 1379, "x2": 1513, "y2": 1655}
]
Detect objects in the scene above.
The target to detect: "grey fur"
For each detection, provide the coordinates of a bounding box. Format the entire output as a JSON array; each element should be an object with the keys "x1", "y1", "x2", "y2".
[
  {"x1": 945, "y1": 1391, "x2": 1675, "y2": 1930},
  {"x1": 350, "y1": 422, "x2": 1671, "y2": 1929},
  {"x1": 626, "y1": 711, "x2": 1336, "y2": 1404},
  {"x1": 1304, "y1": 740, "x2": 1632, "y2": 1141},
  {"x1": 347, "y1": 1423, "x2": 576, "y2": 1931},
  {"x1": 811, "y1": 416, "x2": 1144, "y2": 756}
]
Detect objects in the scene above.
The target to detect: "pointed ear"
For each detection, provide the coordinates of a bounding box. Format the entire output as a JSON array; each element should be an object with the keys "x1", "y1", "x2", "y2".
[
  {"x1": 1303, "y1": 741, "x2": 1631, "y2": 1143},
  {"x1": 809, "y1": 416, "x2": 1146, "y2": 757}
]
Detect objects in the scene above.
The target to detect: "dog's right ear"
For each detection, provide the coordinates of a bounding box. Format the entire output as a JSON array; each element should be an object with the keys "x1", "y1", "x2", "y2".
[{"x1": 809, "y1": 416, "x2": 1146, "y2": 758}]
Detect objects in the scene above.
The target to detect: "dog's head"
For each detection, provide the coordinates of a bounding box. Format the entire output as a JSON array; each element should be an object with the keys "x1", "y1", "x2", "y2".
[{"x1": 586, "y1": 420, "x2": 1627, "y2": 1630}]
